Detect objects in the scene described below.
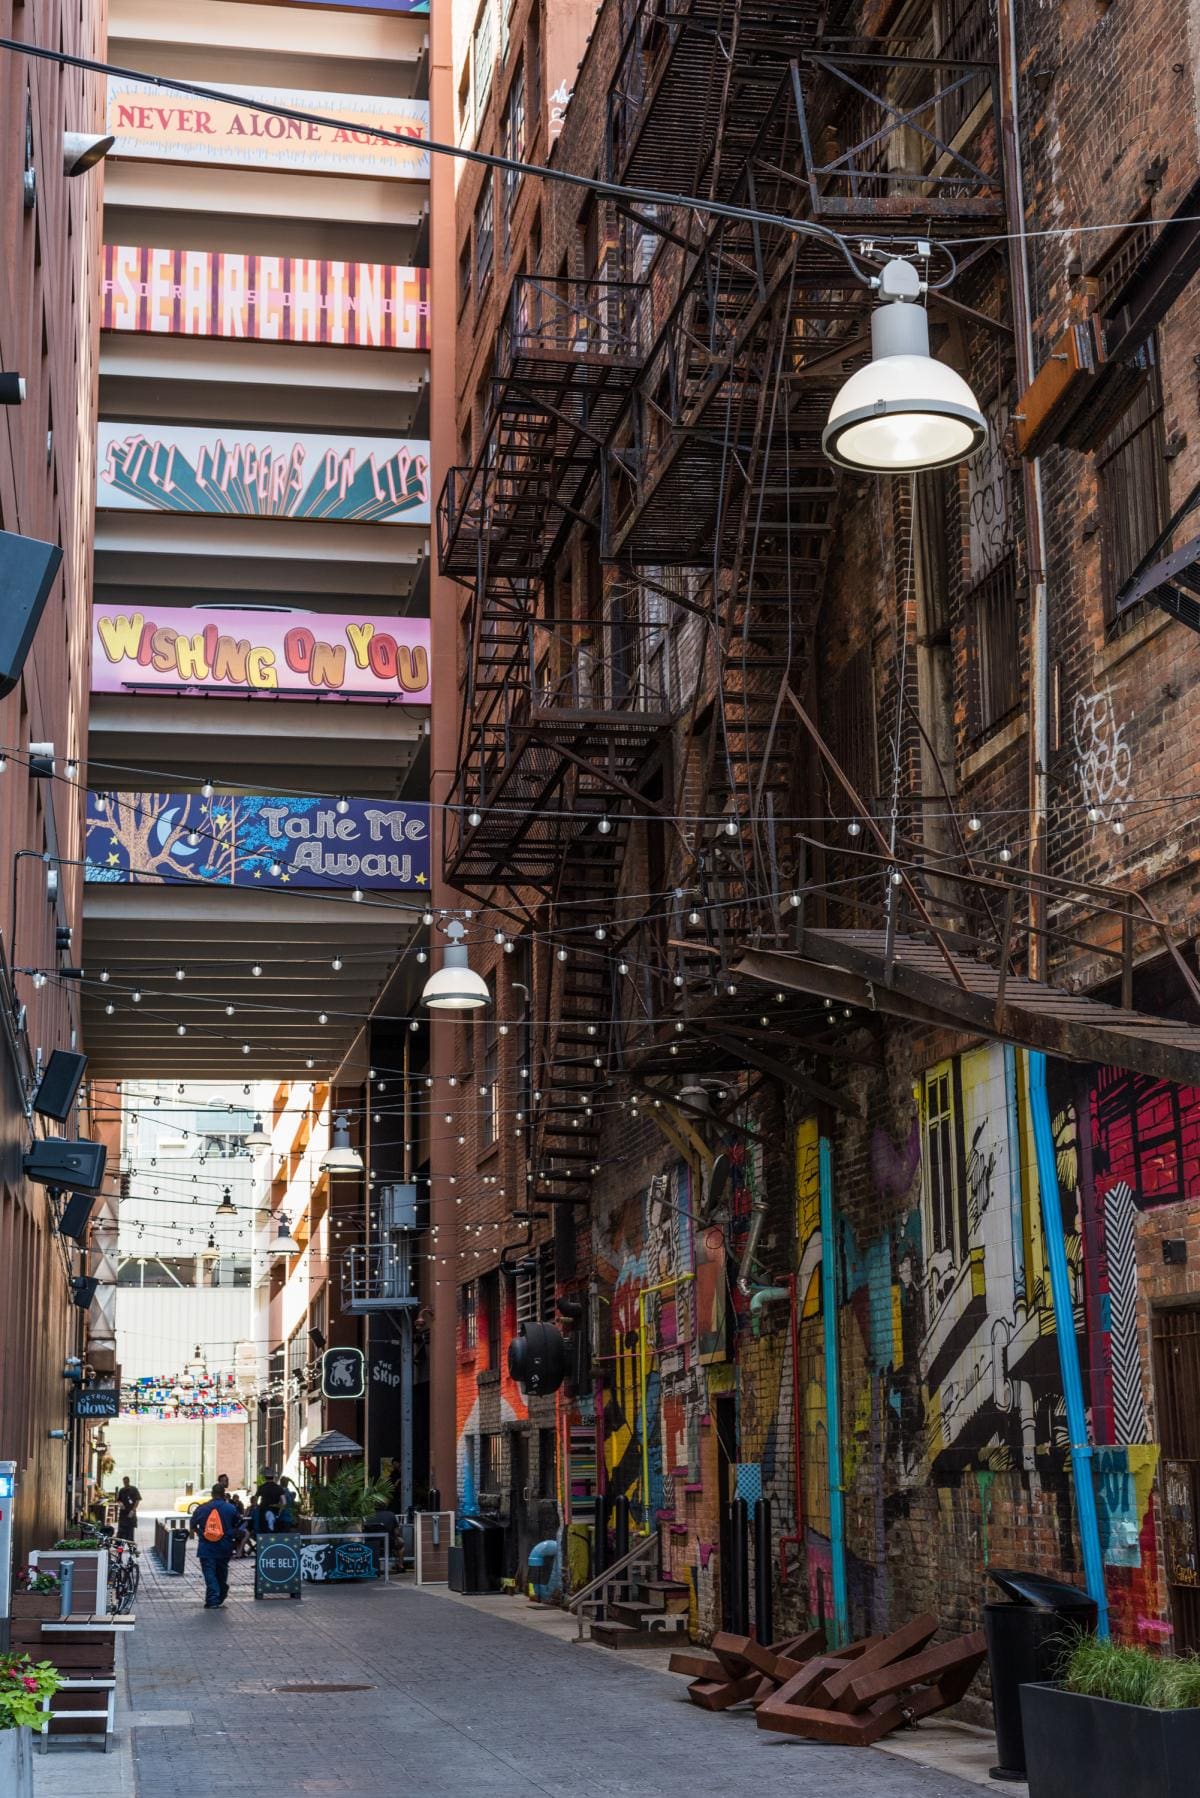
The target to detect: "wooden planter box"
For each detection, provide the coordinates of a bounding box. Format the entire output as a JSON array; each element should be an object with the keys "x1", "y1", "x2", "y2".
[
  {"x1": 28, "y1": 1550, "x2": 107, "y2": 1613},
  {"x1": 10, "y1": 1593, "x2": 59, "y2": 1623},
  {"x1": 1021, "y1": 1681, "x2": 1200, "y2": 1798}
]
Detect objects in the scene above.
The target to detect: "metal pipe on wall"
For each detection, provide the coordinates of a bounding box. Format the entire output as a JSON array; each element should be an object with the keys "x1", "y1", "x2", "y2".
[
  {"x1": 1027, "y1": 1051, "x2": 1109, "y2": 1634},
  {"x1": 727, "y1": 1496, "x2": 750, "y2": 1635},
  {"x1": 753, "y1": 1497, "x2": 773, "y2": 1644},
  {"x1": 819, "y1": 1134, "x2": 849, "y2": 1645}
]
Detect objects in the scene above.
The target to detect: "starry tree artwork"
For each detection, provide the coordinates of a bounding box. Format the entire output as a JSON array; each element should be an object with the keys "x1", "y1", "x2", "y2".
[{"x1": 85, "y1": 793, "x2": 431, "y2": 889}]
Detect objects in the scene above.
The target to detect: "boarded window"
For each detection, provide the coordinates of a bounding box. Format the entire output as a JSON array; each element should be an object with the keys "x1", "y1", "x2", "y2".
[{"x1": 1098, "y1": 343, "x2": 1169, "y2": 619}]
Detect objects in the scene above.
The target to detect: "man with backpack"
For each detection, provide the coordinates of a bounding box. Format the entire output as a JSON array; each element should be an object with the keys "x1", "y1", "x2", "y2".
[{"x1": 189, "y1": 1483, "x2": 240, "y2": 1608}]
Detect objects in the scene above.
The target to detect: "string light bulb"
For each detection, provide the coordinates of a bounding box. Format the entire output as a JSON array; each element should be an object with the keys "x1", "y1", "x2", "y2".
[
  {"x1": 598, "y1": 816, "x2": 612, "y2": 835},
  {"x1": 967, "y1": 815, "x2": 982, "y2": 834},
  {"x1": 335, "y1": 796, "x2": 350, "y2": 815},
  {"x1": 723, "y1": 817, "x2": 739, "y2": 837},
  {"x1": 201, "y1": 779, "x2": 214, "y2": 798}
]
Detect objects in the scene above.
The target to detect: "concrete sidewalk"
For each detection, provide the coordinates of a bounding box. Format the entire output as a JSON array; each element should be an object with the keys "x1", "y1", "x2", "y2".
[{"x1": 34, "y1": 1534, "x2": 1014, "y2": 1797}]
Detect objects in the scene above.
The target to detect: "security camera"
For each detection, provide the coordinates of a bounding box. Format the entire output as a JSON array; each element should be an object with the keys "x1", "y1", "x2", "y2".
[{"x1": 63, "y1": 132, "x2": 115, "y2": 177}]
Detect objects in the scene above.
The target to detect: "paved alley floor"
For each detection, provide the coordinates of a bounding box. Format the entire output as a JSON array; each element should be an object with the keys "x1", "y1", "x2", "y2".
[{"x1": 36, "y1": 1530, "x2": 995, "y2": 1798}]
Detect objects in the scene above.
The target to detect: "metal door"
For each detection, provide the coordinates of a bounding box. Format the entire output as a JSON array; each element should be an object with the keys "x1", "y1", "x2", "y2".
[{"x1": 1152, "y1": 1304, "x2": 1200, "y2": 1650}]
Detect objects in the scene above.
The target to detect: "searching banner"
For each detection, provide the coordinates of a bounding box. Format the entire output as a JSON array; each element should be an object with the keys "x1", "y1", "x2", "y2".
[
  {"x1": 106, "y1": 79, "x2": 430, "y2": 180},
  {"x1": 85, "y1": 792, "x2": 432, "y2": 890},
  {"x1": 96, "y1": 423, "x2": 431, "y2": 524},
  {"x1": 92, "y1": 605, "x2": 431, "y2": 702},
  {"x1": 102, "y1": 245, "x2": 430, "y2": 351}
]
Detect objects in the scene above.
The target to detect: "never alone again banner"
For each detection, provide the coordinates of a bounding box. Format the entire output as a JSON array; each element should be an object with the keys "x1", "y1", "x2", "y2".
[
  {"x1": 92, "y1": 605, "x2": 432, "y2": 701},
  {"x1": 85, "y1": 793, "x2": 431, "y2": 889},
  {"x1": 106, "y1": 80, "x2": 430, "y2": 180},
  {"x1": 96, "y1": 424, "x2": 431, "y2": 524}
]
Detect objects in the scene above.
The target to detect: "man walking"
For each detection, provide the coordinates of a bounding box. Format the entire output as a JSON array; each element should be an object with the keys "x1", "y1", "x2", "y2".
[
  {"x1": 115, "y1": 1475, "x2": 141, "y2": 1544},
  {"x1": 189, "y1": 1483, "x2": 239, "y2": 1609}
]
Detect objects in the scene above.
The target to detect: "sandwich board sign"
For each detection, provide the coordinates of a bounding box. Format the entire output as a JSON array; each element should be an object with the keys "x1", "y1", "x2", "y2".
[{"x1": 255, "y1": 1534, "x2": 302, "y2": 1600}]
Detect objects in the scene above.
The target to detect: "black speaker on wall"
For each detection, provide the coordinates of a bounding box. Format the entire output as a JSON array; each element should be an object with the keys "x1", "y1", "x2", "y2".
[
  {"x1": 23, "y1": 1138, "x2": 106, "y2": 1193},
  {"x1": 0, "y1": 529, "x2": 63, "y2": 700},
  {"x1": 33, "y1": 1049, "x2": 88, "y2": 1122},
  {"x1": 58, "y1": 1192, "x2": 98, "y2": 1242},
  {"x1": 71, "y1": 1275, "x2": 98, "y2": 1309}
]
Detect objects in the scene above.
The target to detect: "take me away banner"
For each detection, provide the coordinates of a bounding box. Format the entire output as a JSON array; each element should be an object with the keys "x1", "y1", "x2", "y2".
[
  {"x1": 107, "y1": 80, "x2": 430, "y2": 180},
  {"x1": 96, "y1": 424, "x2": 431, "y2": 525},
  {"x1": 102, "y1": 246, "x2": 430, "y2": 351},
  {"x1": 85, "y1": 793, "x2": 431, "y2": 889},
  {"x1": 92, "y1": 605, "x2": 432, "y2": 702}
]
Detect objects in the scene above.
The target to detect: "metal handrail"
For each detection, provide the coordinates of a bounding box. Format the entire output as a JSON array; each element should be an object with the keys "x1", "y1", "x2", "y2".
[{"x1": 566, "y1": 1531, "x2": 657, "y2": 1639}]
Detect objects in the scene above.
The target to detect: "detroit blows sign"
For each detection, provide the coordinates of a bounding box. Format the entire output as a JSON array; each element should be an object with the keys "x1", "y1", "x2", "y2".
[
  {"x1": 107, "y1": 79, "x2": 430, "y2": 180},
  {"x1": 96, "y1": 424, "x2": 431, "y2": 525}
]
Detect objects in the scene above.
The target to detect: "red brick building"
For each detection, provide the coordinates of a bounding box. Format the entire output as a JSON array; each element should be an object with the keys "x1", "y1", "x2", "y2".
[{"x1": 432, "y1": 0, "x2": 1200, "y2": 1674}]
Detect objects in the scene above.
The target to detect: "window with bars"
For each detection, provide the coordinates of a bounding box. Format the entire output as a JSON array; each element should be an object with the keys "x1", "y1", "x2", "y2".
[
  {"x1": 460, "y1": 1279, "x2": 478, "y2": 1352},
  {"x1": 475, "y1": 178, "x2": 495, "y2": 290},
  {"x1": 1098, "y1": 343, "x2": 1169, "y2": 620},
  {"x1": 478, "y1": 1428, "x2": 510, "y2": 1497},
  {"x1": 922, "y1": 1065, "x2": 963, "y2": 1261},
  {"x1": 967, "y1": 552, "x2": 1021, "y2": 737},
  {"x1": 829, "y1": 648, "x2": 878, "y2": 809},
  {"x1": 515, "y1": 1242, "x2": 555, "y2": 1325},
  {"x1": 480, "y1": 974, "x2": 499, "y2": 1150}
]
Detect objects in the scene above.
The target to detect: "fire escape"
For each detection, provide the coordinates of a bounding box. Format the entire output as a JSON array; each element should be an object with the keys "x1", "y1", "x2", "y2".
[
  {"x1": 438, "y1": 275, "x2": 670, "y2": 1203},
  {"x1": 603, "y1": 0, "x2": 1008, "y2": 1076}
]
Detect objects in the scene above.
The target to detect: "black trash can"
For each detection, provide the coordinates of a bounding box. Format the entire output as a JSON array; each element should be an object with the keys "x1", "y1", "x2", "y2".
[
  {"x1": 167, "y1": 1523, "x2": 189, "y2": 1576},
  {"x1": 984, "y1": 1567, "x2": 1098, "y2": 1781},
  {"x1": 457, "y1": 1521, "x2": 505, "y2": 1593}
]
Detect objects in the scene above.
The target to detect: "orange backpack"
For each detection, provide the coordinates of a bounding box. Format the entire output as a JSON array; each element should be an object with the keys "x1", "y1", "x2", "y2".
[{"x1": 202, "y1": 1505, "x2": 226, "y2": 1544}]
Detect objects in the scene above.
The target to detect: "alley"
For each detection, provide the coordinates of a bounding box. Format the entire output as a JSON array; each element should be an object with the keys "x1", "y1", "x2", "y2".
[{"x1": 37, "y1": 1541, "x2": 983, "y2": 1798}]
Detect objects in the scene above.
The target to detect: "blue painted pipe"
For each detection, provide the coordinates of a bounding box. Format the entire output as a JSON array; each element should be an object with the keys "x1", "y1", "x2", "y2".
[
  {"x1": 1027, "y1": 1051, "x2": 1109, "y2": 1636},
  {"x1": 819, "y1": 1134, "x2": 849, "y2": 1646}
]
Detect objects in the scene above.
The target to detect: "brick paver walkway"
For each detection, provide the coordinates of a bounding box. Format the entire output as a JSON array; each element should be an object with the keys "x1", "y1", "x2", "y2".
[{"x1": 115, "y1": 1529, "x2": 976, "y2": 1797}]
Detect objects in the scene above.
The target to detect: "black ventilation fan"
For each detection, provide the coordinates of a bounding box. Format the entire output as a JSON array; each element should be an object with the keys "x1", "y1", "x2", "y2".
[{"x1": 507, "y1": 1321, "x2": 567, "y2": 1395}]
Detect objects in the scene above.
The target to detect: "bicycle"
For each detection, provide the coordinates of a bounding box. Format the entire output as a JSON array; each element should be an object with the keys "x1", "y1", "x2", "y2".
[{"x1": 108, "y1": 1537, "x2": 140, "y2": 1615}]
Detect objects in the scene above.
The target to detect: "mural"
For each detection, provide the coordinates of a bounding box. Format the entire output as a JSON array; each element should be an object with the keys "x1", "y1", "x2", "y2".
[
  {"x1": 92, "y1": 605, "x2": 431, "y2": 702},
  {"x1": 97, "y1": 423, "x2": 430, "y2": 524},
  {"x1": 85, "y1": 792, "x2": 431, "y2": 889},
  {"x1": 102, "y1": 246, "x2": 430, "y2": 351}
]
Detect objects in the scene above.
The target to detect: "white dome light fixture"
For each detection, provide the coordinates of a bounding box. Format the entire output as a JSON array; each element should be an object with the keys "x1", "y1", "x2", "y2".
[
  {"x1": 243, "y1": 1113, "x2": 270, "y2": 1150},
  {"x1": 421, "y1": 919, "x2": 489, "y2": 1011},
  {"x1": 823, "y1": 259, "x2": 987, "y2": 474},
  {"x1": 321, "y1": 1112, "x2": 364, "y2": 1173},
  {"x1": 268, "y1": 1216, "x2": 301, "y2": 1258}
]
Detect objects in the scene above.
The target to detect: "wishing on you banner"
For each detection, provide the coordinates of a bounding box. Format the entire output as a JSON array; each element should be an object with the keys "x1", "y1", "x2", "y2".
[
  {"x1": 86, "y1": 792, "x2": 431, "y2": 890},
  {"x1": 92, "y1": 605, "x2": 431, "y2": 702},
  {"x1": 96, "y1": 424, "x2": 431, "y2": 524}
]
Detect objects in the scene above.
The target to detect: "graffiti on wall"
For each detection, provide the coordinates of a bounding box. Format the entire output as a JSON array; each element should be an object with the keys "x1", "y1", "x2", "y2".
[{"x1": 1074, "y1": 687, "x2": 1132, "y2": 827}]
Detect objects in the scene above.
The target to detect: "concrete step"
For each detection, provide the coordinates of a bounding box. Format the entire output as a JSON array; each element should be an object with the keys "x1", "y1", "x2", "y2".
[
  {"x1": 589, "y1": 1619, "x2": 668, "y2": 1650},
  {"x1": 610, "y1": 1602, "x2": 688, "y2": 1633}
]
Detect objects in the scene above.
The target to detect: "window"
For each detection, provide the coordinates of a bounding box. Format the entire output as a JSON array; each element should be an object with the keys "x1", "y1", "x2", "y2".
[
  {"x1": 922, "y1": 1064, "x2": 963, "y2": 1262},
  {"x1": 479, "y1": 1428, "x2": 509, "y2": 1497},
  {"x1": 460, "y1": 1279, "x2": 478, "y2": 1351},
  {"x1": 473, "y1": 1, "x2": 496, "y2": 120},
  {"x1": 829, "y1": 648, "x2": 877, "y2": 809},
  {"x1": 502, "y1": 58, "x2": 526, "y2": 237},
  {"x1": 480, "y1": 975, "x2": 499, "y2": 1150},
  {"x1": 538, "y1": 1427, "x2": 558, "y2": 1500},
  {"x1": 967, "y1": 553, "x2": 1021, "y2": 736},
  {"x1": 475, "y1": 177, "x2": 495, "y2": 291},
  {"x1": 515, "y1": 1242, "x2": 554, "y2": 1324},
  {"x1": 1098, "y1": 342, "x2": 1170, "y2": 619},
  {"x1": 529, "y1": 7, "x2": 542, "y2": 127},
  {"x1": 458, "y1": 237, "x2": 472, "y2": 314},
  {"x1": 480, "y1": 1269, "x2": 501, "y2": 1369}
]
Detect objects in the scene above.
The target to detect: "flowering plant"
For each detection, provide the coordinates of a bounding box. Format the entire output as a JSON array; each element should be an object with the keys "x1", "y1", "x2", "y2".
[
  {"x1": 0, "y1": 1654, "x2": 60, "y2": 1729},
  {"x1": 15, "y1": 1567, "x2": 60, "y2": 1594}
]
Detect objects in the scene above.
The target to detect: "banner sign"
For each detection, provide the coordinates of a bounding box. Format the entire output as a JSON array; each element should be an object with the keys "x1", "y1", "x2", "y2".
[
  {"x1": 299, "y1": 1538, "x2": 382, "y2": 1583},
  {"x1": 107, "y1": 79, "x2": 430, "y2": 180},
  {"x1": 256, "y1": 1535, "x2": 302, "y2": 1600},
  {"x1": 92, "y1": 605, "x2": 431, "y2": 703},
  {"x1": 321, "y1": 1347, "x2": 366, "y2": 1400},
  {"x1": 102, "y1": 245, "x2": 430, "y2": 351},
  {"x1": 96, "y1": 424, "x2": 431, "y2": 525},
  {"x1": 85, "y1": 792, "x2": 431, "y2": 890}
]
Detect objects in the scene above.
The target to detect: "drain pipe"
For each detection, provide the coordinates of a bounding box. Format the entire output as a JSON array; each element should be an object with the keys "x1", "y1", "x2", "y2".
[
  {"x1": 1027, "y1": 1051, "x2": 1109, "y2": 1634},
  {"x1": 997, "y1": 0, "x2": 1050, "y2": 974},
  {"x1": 748, "y1": 1285, "x2": 789, "y2": 1336},
  {"x1": 736, "y1": 1151, "x2": 768, "y2": 1297},
  {"x1": 819, "y1": 1134, "x2": 849, "y2": 1645}
]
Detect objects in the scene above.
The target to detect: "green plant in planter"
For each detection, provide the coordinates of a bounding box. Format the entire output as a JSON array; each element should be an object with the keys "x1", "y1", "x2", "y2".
[
  {"x1": 1065, "y1": 1635, "x2": 1200, "y2": 1710},
  {"x1": 52, "y1": 1538, "x2": 102, "y2": 1551},
  {"x1": 306, "y1": 1461, "x2": 392, "y2": 1526},
  {"x1": 0, "y1": 1655, "x2": 60, "y2": 1730},
  {"x1": 15, "y1": 1568, "x2": 60, "y2": 1595}
]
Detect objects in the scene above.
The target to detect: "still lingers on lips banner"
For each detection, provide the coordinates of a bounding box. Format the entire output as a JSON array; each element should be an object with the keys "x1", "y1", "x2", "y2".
[
  {"x1": 91, "y1": 605, "x2": 432, "y2": 702},
  {"x1": 107, "y1": 79, "x2": 430, "y2": 180},
  {"x1": 85, "y1": 792, "x2": 431, "y2": 890},
  {"x1": 101, "y1": 246, "x2": 431, "y2": 351},
  {"x1": 96, "y1": 424, "x2": 431, "y2": 524}
]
